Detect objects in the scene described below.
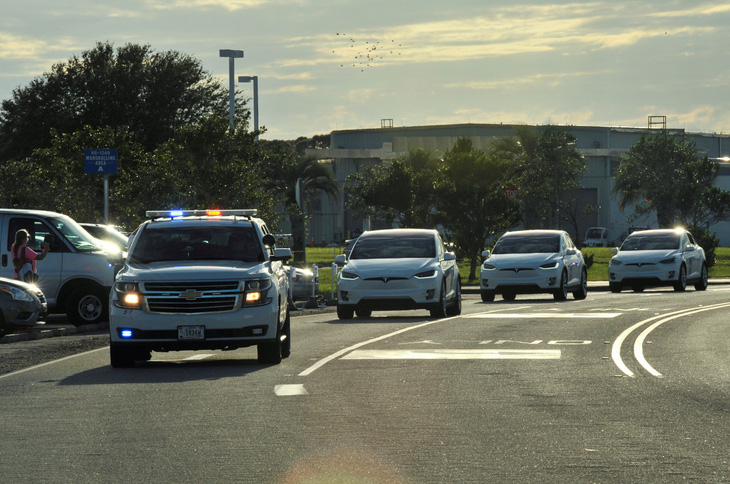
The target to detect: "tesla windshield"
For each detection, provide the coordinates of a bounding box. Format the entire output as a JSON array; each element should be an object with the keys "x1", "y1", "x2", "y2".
[
  {"x1": 621, "y1": 234, "x2": 680, "y2": 251},
  {"x1": 349, "y1": 234, "x2": 435, "y2": 259},
  {"x1": 492, "y1": 235, "x2": 561, "y2": 254}
]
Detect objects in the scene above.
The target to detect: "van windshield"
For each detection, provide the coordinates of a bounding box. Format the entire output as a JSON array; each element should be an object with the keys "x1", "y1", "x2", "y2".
[{"x1": 49, "y1": 216, "x2": 102, "y2": 252}]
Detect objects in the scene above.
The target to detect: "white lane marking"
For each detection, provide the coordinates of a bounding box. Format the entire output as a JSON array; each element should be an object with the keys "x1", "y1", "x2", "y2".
[
  {"x1": 342, "y1": 349, "x2": 561, "y2": 360},
  {"x1": 275, "y1": 384, "x2": 308, "y2": 396},
  {"x1": 183, "y1": 354, "x2": 214, "y2": 361},
  {"x1": 0, "y1": 347, "x2": 108, "y2": 380},
  {"x1": 612, "y1": 302, "x2": 730, "y2": 377},
  {"x1": 465, "y1": 313, "x2": 621, "y2": 319},
  {"x1": 634, "y1": 305, "x2": 730, "y2": 378},
  {"x1": 298, "y1": 315, "x2": 463, "y2": 376}
]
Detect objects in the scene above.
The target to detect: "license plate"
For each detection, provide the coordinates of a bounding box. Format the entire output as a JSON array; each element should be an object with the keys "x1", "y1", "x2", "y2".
[{"x1": 178, "y1": 326, "x2": 205, "y2": 340}]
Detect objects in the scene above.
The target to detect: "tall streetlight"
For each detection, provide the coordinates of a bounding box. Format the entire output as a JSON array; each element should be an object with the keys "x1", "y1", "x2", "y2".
[
  {"x1": 219, "y1": 49, "x2": 244, "y2": 131},
  {"x1": 238, "y1": 75, "x2": 259, "y2": 141}
]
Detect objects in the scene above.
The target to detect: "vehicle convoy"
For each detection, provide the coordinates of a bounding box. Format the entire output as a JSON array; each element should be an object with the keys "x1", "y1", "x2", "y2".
[
  {"x1": 480, "y1": 230, "x2": 588, "y2": 302},
  {"x1": 108, "y1": 209, "x2": 293, "y2": 368},
  {"x1": 0, "y1": 209, "x2": 115, "y2": 325},
  {"x1": 334, "y1": 228, "x2": 461, "y2": 319},
  {"x1": 608, "y1": 228, "x2": 708, "y2": 293}
]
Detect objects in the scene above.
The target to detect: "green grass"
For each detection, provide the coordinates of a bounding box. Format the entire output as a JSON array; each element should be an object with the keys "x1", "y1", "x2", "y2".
[{"x1": 298, "y1": 246, "x2": 730, "y2": 295}]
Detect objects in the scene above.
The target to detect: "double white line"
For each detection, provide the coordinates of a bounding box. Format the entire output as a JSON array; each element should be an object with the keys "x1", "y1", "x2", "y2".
[{"x1": 611, "y1": 302, "x2": 730, "y2": 377}]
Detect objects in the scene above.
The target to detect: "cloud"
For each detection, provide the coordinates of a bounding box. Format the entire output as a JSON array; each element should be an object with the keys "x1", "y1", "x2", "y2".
[
  {"x1": 148, "y1": 0, "x2": 301, "y2": 11},
  {"x1": 445, "y1": 71, "x2": 603, "y2": 91}
]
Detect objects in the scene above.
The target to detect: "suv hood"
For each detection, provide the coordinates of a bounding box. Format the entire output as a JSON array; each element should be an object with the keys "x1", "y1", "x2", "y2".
[
  {"x1": 121, "y1": 260, "x2": 270, "y2": 281},
  {"x1": 613, "y1": 249, "x2": 679, "y2": 263}
]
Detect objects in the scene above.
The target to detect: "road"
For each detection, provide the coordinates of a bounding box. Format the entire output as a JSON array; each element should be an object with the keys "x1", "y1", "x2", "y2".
[{"x1": 2, "y1": 286, "x2": 730, "y2": 483}]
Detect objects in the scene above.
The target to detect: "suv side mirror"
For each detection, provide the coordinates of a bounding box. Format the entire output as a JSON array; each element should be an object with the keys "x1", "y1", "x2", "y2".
[{"x1": 263, "y1": 234, "x2": 276, "y2": 247}]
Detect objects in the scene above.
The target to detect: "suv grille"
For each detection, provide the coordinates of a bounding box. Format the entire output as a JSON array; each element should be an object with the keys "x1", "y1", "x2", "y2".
[{"x1": 141, "y1": 281, "x2": 242, "y2": 314}]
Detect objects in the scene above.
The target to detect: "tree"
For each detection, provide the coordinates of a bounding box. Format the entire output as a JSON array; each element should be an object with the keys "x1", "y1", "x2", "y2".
[
  {"x1": 516, "y1": 126, "x2": 586, "y2": 229},
  {"x1": 344, "y1": 147, "x2": 440, "y2": 228},
  {"x1": 614, "y1": 131, "x2": 730, "y2": 228},
  {"x1": 0, "y1": 115, "x2": 271, "y2": 230},
  {"x1": 435, "y1": 138, "x2": 521, "y2": 281},
  {"x1": 262, "y1": 151, "x2": 339, "y2": 261},
  {"x1": 0, "y1": 42, "x2": 232, "y2": 161},
  {"x1": 489, "y1": 125, "x2": 585, "y2": 235}
]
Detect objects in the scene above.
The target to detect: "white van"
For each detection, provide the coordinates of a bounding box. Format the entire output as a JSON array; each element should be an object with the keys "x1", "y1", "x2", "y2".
[{"x1": 0, "y1": 209, "x2": 115, "y2": 325}]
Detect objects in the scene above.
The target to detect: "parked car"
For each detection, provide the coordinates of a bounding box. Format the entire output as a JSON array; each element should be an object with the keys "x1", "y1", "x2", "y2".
[
  {"x1": 608, "y1": 228, "x2": 708, "y2": 292},
  {"x1": 0, "y1": 277, "x2": 47, "y2": 334},
  {"x1": 80, "y1": 223, "x2": 129, "y2": 252},
  {"x1": 480, "y1": 230, "x2": 588, "y2": 302},
  {"x1": 286, "y1": 266, "x2": 317, "y2": 300},
  {"x1": 334, "y1": 228, "x2": 461, "y2": 319}
]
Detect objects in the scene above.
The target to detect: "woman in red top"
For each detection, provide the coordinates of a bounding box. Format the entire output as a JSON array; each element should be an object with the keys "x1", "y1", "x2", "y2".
[{"x1": 11, "y1": 229, "x2": 48, "y2": 281}]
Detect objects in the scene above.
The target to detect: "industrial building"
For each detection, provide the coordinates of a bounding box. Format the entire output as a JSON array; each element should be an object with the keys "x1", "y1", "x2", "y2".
[{"x1": 304, "y1": 120, "x2": 730, "y2": 246}]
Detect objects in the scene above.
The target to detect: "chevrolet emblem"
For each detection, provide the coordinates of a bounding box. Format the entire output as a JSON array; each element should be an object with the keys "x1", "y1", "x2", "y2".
[{"x1": 180, "y1": 289, "x2": 203, "y2": 300}]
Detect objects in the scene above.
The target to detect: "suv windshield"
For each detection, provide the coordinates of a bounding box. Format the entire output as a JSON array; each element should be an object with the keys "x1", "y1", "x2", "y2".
[
  {"x1": 49, "y1": 216, "x2": 102, "y2": 252},
  {"x1": 130, "y1": 225, "x2": 264, "y2": 264},
  {"x1": 493, "y1": 235, "x2": 561, "y2": 254},
  {"x1": 621, "y1": 234, "x2": 680, "y2": 251},
  {"x1": 350, "y1": 234, "x2": 435, "y2": 259}
]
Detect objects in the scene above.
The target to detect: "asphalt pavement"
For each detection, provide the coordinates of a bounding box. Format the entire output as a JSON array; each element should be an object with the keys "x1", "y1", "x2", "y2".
[{"x1": 3, "y1": 278, "x2": 728, "y2": 345}]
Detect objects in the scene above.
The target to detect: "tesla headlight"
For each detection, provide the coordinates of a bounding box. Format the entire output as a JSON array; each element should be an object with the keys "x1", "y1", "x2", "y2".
[
  {"x1": 482, "y1": 263, "x2": 497, "y2": 270},
  {"x1": 414, "y1": 269, "x2": 437, "y2": 279},
  {"x1": 660, "y1": 257, "x2": 678, "y2": 264},
  {"x1": 539, "y1": 261, "x2": 559, "y2": 269},
  {"x1": 114, "y1": 282, "x2": 141, "y2": 309},
  {"x1": 340, "y1": 271, "x2": 359, "y2": 280},
  {"x1": 610, "y1": 259, "x2": 622, "y2": 266},
  {"x1": 0, "y1": 284, "x2": 35, "y2": 303}
]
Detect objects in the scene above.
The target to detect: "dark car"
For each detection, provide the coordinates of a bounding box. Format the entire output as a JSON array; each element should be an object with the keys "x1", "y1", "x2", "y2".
[{"x1": 0, "y1": 277, "x2": 47, "y2": 334}]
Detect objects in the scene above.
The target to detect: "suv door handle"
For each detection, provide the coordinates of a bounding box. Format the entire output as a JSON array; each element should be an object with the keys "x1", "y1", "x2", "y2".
[{"x1": 2, "y1": 254, "x2": 6, "y2": 266}]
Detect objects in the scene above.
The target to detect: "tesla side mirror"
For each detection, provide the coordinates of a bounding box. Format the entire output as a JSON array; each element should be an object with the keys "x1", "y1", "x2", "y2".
[
  {"x1": 611, "y1": 247, "x2": 618, "y2": 254},
  {"x1": 334, "y1": 254, "x2": 347, "y2": 265}
]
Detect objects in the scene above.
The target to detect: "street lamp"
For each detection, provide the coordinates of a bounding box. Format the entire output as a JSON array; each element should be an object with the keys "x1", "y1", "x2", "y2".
[
  {"x1": 219, "y1": 49, "x2": 244, "y2": 131},
  {"x1": 238, "y1": 75, "x2": 259, "y2": 141}
]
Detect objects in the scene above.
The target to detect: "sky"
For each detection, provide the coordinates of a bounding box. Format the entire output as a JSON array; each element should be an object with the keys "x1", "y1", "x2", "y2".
[{"x1": 2, "y1": 0, "x2": 730, "y2": 140}]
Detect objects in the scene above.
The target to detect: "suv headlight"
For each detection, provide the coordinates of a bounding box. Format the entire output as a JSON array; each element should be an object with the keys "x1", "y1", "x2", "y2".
[
  {"x1": 482, "y1": 263, "x2": 497, "y2": 270},
  {"x1": 0, "y1": 284, "x2": 35, "y2": 303},
  {"x1": 539, "y1": 261, "x2": 559, "y2": 270},
  {"x1": 660, "y1": 256, "x2": 678, "y2": 264},
  {"x1": 610, "y1": 259, "x2": 622, "y2": 266},
  {"x1": 244, "y1": 279, "x2": 272, "y2": 306},
  {"x1": 114, "y1": 282, "x2": 141, "y2": 309}
]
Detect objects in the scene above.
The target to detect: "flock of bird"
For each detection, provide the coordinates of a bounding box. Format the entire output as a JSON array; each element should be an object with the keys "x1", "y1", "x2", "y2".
[{"x1": 334, "y1": 32, "x2": 403, "y2": 71}]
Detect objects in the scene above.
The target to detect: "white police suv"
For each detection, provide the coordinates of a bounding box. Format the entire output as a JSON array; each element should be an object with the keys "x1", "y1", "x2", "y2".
[{"x1": 108, "y1": 209, "x2": 292, "y2": 368}]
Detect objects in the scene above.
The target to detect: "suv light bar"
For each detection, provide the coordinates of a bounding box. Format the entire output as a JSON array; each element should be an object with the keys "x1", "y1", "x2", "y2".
[{"x1": 145, "y1": 209, "x2": 258, "y2": 218}]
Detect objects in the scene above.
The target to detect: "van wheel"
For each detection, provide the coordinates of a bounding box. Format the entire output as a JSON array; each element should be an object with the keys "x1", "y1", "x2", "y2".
[{"x1": 66, "y1": 285, "x2": 107, "y2": 326}]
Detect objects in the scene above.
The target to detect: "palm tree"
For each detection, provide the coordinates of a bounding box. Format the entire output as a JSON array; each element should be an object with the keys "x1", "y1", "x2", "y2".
[{"x1": 264, "y1": 153, "x2": 339, "y2": 260}]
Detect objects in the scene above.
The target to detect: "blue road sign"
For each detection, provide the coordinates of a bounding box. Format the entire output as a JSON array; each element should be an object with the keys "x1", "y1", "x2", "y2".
[{"x1": 84, "y1": 149, "x2": 118, "y2": 174}]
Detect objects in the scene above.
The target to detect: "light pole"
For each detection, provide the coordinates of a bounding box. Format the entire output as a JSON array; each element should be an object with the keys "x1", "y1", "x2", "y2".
[
  {"x1": 219, "y1": 49, "x2": 244, "y2": 131},
  {"x1": 238, "y1": 75, "x2": 259, "y2": 141}
]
